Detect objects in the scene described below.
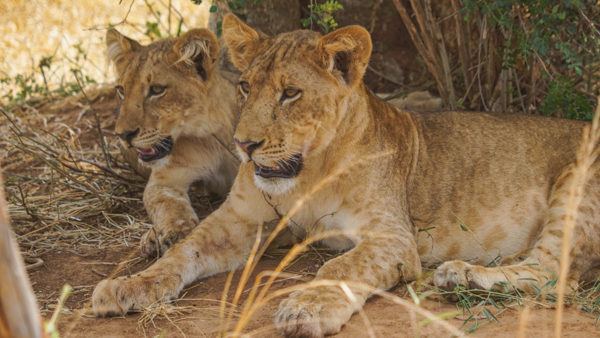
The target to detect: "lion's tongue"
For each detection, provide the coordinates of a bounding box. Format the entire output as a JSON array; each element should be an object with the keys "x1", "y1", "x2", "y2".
[{"x1": 138, "y1": 148, "x2": 156, "y2": 156}]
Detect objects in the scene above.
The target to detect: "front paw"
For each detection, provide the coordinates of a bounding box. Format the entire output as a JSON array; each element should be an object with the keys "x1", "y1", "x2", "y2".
[
  {"x1": 140, "y1": 220, "x2": 194, "y2": 257},
  {"x1": 274, "y1": 288, "x2": 356, "y2": 338},
  {"x1": 92, "y1": 274, "x2": 181, "y2": 317}
]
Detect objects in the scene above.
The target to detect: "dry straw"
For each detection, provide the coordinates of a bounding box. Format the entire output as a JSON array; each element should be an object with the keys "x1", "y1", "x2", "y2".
[
  {"x1": 554, "y1": 99, "x2": 600, "y2": 337},
  {"x1": 1, "y1": 89, "x2": 151, "y2": 260}
]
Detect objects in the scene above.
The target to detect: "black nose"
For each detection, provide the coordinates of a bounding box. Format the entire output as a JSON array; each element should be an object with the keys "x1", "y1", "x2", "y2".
[
  {"x1": 118, "y1": 128, "x2": 140, "y2": 144},
  {"x1": 234, "y1": 139, "x2": 264, "y2": 157}
]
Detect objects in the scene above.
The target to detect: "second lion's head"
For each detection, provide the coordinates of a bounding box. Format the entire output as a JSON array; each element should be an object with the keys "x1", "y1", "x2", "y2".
[{"x1": 106, "y1": 27, "x2": 222, "y2": 166}]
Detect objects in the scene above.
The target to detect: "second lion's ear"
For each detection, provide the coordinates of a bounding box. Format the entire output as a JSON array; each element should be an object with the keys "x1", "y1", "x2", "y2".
[
  {"x1": 106, "y1": 28, "x2": 142, "y2": 75},
  {"x1": 173, "y1": 28, "x2": 220, "y2": 81},
  {"x1": 222, "y1": 14, "x2": 264, "y2": 71}
]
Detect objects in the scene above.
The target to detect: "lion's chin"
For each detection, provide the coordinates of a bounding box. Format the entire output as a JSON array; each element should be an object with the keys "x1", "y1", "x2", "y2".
[{"x1": 253, "y1": 175, "x2": 296, "y2": 195}]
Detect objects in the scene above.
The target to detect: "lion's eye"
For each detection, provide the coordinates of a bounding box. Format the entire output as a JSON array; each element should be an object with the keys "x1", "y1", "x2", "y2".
[
  {"x1": 148, "y1": 84, "x2": 166, "y2": 97},
  {"x1": 115, "y1": 85, "x2": 125, "y2": 100},
  {"x1": 239, "y1": 81, "x2": 250, "y2": 96},
  {"x1": 281, "y1": 87, "x2": 301, "y2": 102}
]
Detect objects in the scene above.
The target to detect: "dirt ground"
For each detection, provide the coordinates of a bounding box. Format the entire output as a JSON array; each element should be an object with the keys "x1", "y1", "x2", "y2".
[
  {"x1": 30, "y1": 246, "x2": 600, "y2": 338},
  {"x1": 2, "y1": 90, "x2": 598, "y2": 337}
]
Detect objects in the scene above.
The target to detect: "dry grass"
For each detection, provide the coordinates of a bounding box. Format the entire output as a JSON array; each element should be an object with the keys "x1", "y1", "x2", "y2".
[
  {"x1": 1, "y1": 0, "x2": 210, "y2": 102},
  {"x1": 0, "y1": 87, "x2": 150, "y2": 258},
  {"x1": 554, "y1": 98, "x2": 600, "y2": 336}
]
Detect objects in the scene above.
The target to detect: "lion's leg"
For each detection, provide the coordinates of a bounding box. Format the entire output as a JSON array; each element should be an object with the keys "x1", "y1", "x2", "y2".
[
  {"x1": 275, "y1": 224, "x2": 421, "y2": 337},
  {"x1": 434, "y1": 164, "x2": 600, "y2": 294},
  {"x1": 92, "y1": 197, "x2": 266, "y2": 316},
  {"x1": 140, "y1": 167, "x2": 202, "y2": 257}
]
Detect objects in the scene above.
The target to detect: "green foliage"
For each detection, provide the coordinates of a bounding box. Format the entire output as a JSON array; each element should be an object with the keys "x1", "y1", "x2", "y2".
[
  {"x1": 227, "y1": 0, "x2": 261, "y2": 12},
  {"x1": 540, "y1": 77, "x2": 594, "y2": 120},
  {"x1": 302, "y1": 0, "x2": 343, "y2": 33},
  {"x1": 145, "y1": 21, "x2": 163, "y2": 40},
  {"x1": 461, "y1": 0, "x2": 598, "y2": 120},
  {"x1": 462, "y1": 0, "x2": 595, "y2": 74},
  {"x1": 143, "y1": 0, "x2": 199, "y2": 40},
  {"x1": 201, "y1": 0, "x2": 262, "y2": 37},
  {"x1": 1, "y1": 46, "x2": 96, "y2": 106}
]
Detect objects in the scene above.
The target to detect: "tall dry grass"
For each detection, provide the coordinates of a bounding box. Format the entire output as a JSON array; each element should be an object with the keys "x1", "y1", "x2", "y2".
[
  {"x1": 553, "y1": 99, "x2": 600, "y2": 337},
  {"x1": 0, "y1": 0, "x2": 210, "y2": 99}
]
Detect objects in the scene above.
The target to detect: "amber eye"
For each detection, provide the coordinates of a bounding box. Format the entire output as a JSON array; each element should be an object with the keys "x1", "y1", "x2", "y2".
[
  {"x1": 239, "y1": 81, "x2": 250, "y2": 95},
  {"x1": 148, "y1": 84, "x2": 166, "y2": 97},
  {"x1": 281, "y1": 87, "x2": 301, "y2": 102},
  {"x1": 115, "y1": 85, "x2": 125, "y2": 100}
]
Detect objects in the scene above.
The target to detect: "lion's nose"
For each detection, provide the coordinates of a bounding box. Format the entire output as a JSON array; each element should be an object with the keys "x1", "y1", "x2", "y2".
[
  {"x1": 234, "y1": 138, "x2": 264, "y2": 157},
  {"x1": 118, "y1": 128, "x2": 140, "y2": 144}
]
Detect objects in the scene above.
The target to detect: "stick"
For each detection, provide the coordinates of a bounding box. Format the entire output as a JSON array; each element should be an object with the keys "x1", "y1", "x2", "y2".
[{"x1": 0, "y1": 170, "x2": 43, "y2": 338}]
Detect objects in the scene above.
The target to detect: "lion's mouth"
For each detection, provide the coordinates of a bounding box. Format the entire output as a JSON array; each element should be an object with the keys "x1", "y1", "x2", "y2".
[
  {"x1": 254, "y1": 153, "x2": 303, "y2": 179},
  {"x1": 136, "y1": 137, "x2": 173, "y2": 162}
]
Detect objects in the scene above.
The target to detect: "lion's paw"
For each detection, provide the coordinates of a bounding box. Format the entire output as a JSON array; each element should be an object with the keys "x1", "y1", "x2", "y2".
[
  {"x1": 92, "y1": 277, "x2": 140, "y2": 317},
  {"x1": 140, "y1": 221, "x2": 194, "y2": 257},
  {"x1": 274, "y1": 289, "x2": 354, "y2": 338},
  {"x1": 92, "y1": 274, "x2": 181, "y2": 317}
]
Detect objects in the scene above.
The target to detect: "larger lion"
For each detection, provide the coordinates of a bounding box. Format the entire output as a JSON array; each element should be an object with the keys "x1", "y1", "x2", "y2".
[{"x1": 93, "y1": 15, "x2": 599, "y2": 337}]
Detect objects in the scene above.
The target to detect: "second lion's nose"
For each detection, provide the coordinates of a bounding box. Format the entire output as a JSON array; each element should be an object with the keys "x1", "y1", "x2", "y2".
[
  {"x1": 234, "y1": 138, "x2": 264, "y2": 157},
  {"x1": 118, "y1": 128, "x2": 140, "y2": 144}
]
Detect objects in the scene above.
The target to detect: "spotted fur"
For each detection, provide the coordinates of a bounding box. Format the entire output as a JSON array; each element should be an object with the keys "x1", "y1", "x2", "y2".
[{"x1": 94, "y1": 16, "x2": 599, "y2": 337}]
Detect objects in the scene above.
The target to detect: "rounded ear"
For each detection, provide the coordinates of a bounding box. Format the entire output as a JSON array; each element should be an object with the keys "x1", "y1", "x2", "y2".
[
  {"x1": 173, "y1": 28, "x2": 220, "y2": 81},
  {"x1": 222, "y1": 13, "x2": 263, "y2": 71},
  {"x1": 106, "y1": 28, "x2": 141, "y2": 74},
  {"x1": 318, "y1": 25, "x2": 372, "y2": 87}
]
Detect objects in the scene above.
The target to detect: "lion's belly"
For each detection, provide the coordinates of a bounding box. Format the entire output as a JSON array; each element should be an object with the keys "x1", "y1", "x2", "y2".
[{"x1": 415, "y1": 188, "x2": 549, "y2": 267}]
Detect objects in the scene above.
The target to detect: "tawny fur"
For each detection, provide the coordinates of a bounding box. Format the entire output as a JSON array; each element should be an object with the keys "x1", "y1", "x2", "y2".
[
  {"x1": 106, "y1": 28, "x2": 239, "y2": 256},
  {"x1": 94, "y1": 16, "x2": 599, "y2": 337}
]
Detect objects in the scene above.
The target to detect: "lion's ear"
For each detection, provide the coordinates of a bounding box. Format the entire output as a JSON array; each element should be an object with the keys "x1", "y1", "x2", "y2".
[
  {"x1": 222, "y1": 14, "x2": 263, "y2": 71},
  {"x1": 319, "y1": 26, "x2": 372, "y2": 87},
  {"x1": 173, "y1": 28, "x2": 219, "y2": 81},
  {"x1": 106, "y1": 28, "x2": 141, "y2": 75}
]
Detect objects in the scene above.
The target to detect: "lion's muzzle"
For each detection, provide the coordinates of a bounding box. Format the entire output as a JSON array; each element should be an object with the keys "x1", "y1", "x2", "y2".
[
  {"x1": 136, "y1": 136, "x2": 174, "y2": 162},
  {"x1": 254, "y1": 153, "x2": 303, "y2": 179}
]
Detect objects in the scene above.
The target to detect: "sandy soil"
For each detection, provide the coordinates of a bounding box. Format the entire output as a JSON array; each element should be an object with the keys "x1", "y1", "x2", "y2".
[{"x1": 28, "y1": 245, "x2": 599, "y2": 338}]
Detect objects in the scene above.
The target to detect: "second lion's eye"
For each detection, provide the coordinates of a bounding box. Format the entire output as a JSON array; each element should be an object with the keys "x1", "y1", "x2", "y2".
[
  {"x1": 280, "y1": 87, "x2": 302, "y2": 103},
  {"x1": 148, "y1": 84, "x2": 166, "y2": 97},
  {"x1": 115, "y1": 85, "x2": 125, "y2": 100},
  {"x1": 239, "y1": 81, "x2": 250, "y2": 95}
]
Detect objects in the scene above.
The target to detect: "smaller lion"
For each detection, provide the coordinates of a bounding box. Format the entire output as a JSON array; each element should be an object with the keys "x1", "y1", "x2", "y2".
[{"x1": 106, "y1": 27, "x2": 239, "y2": 256}]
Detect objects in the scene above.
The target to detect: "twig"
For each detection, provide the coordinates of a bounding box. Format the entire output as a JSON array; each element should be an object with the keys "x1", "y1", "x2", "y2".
[{"x1": 71, "y1": 70, "x2": 112, "y2": 169}]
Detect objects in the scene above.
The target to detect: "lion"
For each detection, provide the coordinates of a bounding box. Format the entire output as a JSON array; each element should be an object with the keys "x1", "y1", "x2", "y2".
[
  {"x1": 93, "y1": 15, "x2": 599, "y2": 337},
  {"x1": 106, "y1": 28, "x2": 239, "y2": 256}
]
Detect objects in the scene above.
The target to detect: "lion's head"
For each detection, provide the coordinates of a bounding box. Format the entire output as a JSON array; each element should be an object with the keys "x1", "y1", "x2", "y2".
[
  {"x1": 222, "y1": 14, "x2": 372, "y2": 194},
  {"x1": 106, "y1": 28, "x2": 222, "y2": 165}
]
